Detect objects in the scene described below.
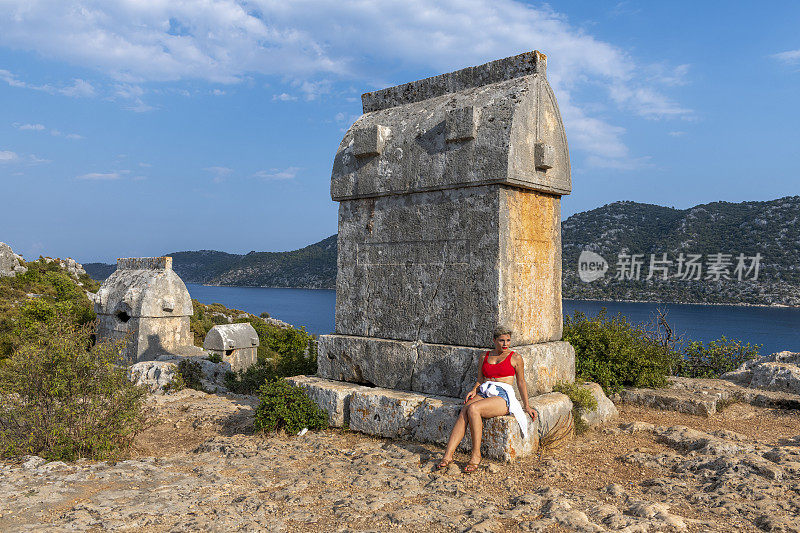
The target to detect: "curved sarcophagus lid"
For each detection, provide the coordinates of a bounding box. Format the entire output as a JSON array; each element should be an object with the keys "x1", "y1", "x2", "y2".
[
  {"x1": 203, "y1": 323, "x2": 260, "y2": 352},
  {"x1": 331, "y1": 50, "x2": 570, "y2": 201},
  {"x1": 94, "y1": 257, "x2": 193, "y2": 319}
]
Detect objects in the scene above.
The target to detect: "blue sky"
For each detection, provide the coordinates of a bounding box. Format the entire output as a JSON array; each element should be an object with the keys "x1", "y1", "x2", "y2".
[{"x1": 0, "y1": 1, "x2": 798, "y2": 263}]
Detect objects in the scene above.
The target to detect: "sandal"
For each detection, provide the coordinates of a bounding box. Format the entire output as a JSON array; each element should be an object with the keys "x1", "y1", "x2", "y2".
[
  {"x1": 463, "y1": 461, "x2": 481, "y2": 473},
  {"x1": 436, "y1": 458, "x2": 453, "y2": 470}
]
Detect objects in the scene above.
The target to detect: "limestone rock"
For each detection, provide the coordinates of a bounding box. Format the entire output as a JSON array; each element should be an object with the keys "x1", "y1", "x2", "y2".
[
  {"x1": 530, "y1": 392, "x2": 573, "y2": 437},
  {"x1": 318, "y1": 334, "x2": 574, "y2": 398},
  {"x1": 0, "y1": 242, "x2": 22, "y2": 277},
  {"x1": 128, "y1": 360, "x2": 179, "y2": 394},
  {"x1": 578, "y1": 382, "x2": 618, "y2": 427},
  {"x1": 722, "y1": 351, "x2": 800, "y2": 395}
]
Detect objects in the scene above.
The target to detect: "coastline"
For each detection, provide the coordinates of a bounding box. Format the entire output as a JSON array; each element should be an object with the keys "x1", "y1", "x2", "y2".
[{"x1": 197, "y1": 283, "x2": 796, "y2": 308}]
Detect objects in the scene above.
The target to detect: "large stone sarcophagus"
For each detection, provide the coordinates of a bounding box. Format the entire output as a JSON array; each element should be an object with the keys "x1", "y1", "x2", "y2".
[
  {"x1": 95, "y1": 257, "x2": 193, "y2": 364},
  {"x1": 318, "y1": 51, "x2": 575, "y2": 400}
]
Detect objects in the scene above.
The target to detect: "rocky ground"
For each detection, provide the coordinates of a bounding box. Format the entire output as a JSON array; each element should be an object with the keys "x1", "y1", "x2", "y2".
[{"x1": 2, "y1": 386, "x2": 800, "y2": 532}]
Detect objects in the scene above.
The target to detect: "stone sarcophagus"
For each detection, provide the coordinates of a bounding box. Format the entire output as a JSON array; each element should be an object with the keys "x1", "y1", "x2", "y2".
[
  {"x1": 319, "y1": 50, "x2": 575, "y2": 400},
  {"x1": 95, "y1": 257, "x2": 193, "y2": 364},
  {"x1": 203, "y1": 323, "x2": 260, "y2": 372}
]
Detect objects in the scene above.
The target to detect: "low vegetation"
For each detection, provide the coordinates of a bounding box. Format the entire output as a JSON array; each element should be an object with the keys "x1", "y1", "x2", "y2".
[
  {"x1": 552, "y1": 381, "x2": 598, "y2": 434},
  {"x1": 564, "y1": 308, "x2": 761, "y2": 394},
  {"x1": 0, "y1": 258, "x2": 99, "y2": 361},
  {"x1": 253, "y1": 378, "x2": 328, "y2": 435},
  {"x1": 0, "y1": 315, "x2": 146, "y2": 461}
]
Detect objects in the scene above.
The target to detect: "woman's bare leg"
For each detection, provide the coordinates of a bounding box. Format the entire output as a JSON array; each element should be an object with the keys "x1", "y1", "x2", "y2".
[
  {"x1": 465, "y1": 397, "x2": 509, "y2": 465},
  {"x1": 441, "y1": 396, "x2": 484, "y2": 464}
]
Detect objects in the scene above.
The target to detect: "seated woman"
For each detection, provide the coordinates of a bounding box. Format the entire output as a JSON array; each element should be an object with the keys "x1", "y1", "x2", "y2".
[{"x1": 438, "y1": 325, "x2": 538, "y2": 472}]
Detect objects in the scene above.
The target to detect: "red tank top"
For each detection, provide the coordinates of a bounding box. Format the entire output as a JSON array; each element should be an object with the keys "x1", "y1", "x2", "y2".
[{"x1": 482, "y1": 351, "x2": 515, "y2": 379}]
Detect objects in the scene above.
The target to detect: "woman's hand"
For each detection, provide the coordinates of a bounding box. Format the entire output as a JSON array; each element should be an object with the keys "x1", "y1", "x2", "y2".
[
  {"x1": 464, "y1": 390, "x2": 477, "y2": 403},
  {"x1": 526, "y1": 406, "x2": 538, "y2": 421}
]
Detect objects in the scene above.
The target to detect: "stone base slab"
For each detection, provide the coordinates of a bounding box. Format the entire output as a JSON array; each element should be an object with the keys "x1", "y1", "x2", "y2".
[
  {"x1": 287, "y1": 375, "x2": 579, "y2": 462},
  {"x1": 317, "y1": 335, "x2": 575, "y2": 399}
]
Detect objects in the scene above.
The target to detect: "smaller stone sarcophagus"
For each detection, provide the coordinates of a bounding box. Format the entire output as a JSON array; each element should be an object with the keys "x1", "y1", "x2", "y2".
[
  {"x1": 203, "y1": 323, "x2": 260, "y2": 372},
  {"x1": 95, "y1": 257, "x2": 193, "y2": 364}
]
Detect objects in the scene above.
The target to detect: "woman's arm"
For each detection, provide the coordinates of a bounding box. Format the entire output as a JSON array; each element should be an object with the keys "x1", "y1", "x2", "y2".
[
  {"x1": 512, "y1": 354, "x2": 538, "y2": 420},
  {"x1": 465, "y1": 362, "x2": 486, "y2": 403}
]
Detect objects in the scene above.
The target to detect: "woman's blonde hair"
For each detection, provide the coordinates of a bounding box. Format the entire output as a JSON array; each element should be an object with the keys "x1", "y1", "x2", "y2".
[{"x1": 492, "y1": 325, "x2": 513, "y2": 339}]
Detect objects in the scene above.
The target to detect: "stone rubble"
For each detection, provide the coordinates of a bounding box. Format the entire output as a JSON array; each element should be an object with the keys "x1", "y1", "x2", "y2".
[
  {"x1": 2, "y1": 389, "x2": 798, "y2": 532},
  {"x1": 723, "y1": 351, "x2": 800, "y2": 395}
]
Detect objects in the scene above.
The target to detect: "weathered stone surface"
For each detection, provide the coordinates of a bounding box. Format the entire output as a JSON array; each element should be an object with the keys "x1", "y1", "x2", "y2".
[
  {"x1": 285, "y1": 375, "x2": 372, "y2": 427},
  {"x1": 0, "y1": 242, "x2": 21, "y2": 277},
  {"x1": 318, "y1": 334, "x2": 574, "y2": 397},
  {"x1": 128, "y1": 360, "x2": 179, "y2": 394},
  {"x1": 337, "y1": 51, "x2": 569, "y2": 199},
  {"x1": 333, "y1": 187, "x2": 563, "y2": 348},
  {"x1": 203, "y1": 323, "x2": 259, "y2": 372},
  {"x1": 348, "y1": 387, "x2": 538, "y2": 462},
  {"x1": 579, "y1": 382, "x2": 619, "y2": 427},
  {"x1": 530, "y1": 392, "x2": 573, "y2": 437},
  {"x1": 620, "y1": 387, "x2": 721, "y2": 416},
  {"x1": 723, "y1": 351, "x2": 800, "y2": 395},
  {"x1": 331, "y1": 51, "x2": 569, "y2": 349},
  {"x1": 291, "y1": 376, "x2": 541, "y2": 461},
  {"x1": 154, "y1": 353, "x2": 232, "y2": 393},
  {"x1": 95, "y1": 257, "x2": 193, "y2": 363}
]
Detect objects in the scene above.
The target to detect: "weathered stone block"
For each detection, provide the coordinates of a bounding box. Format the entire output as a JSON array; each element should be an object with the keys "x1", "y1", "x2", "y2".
[
  {"x1": 530, "y1": 392, "x2": 573, "y2": 437},
  {"x1": 333, "y1": 186, "x2": 563, "y2": 348},
  {"x1": 578, "y1": 382, "x2": 619, "y2": 427},
  {"x1": 338, "y1": 51, "x2": 570, "y2": 199},
  {"x1": 445, "y1": 106, "x2": 476, "y2": 142},
  {"x1": 318, "y1": 334, "x2": 574, "y2": 397},
  {"x1": 353, "y1": 125, "x2": 390, "y2": 158},
  {"x1": 203, "y1": 323, "x2": 259, "y2": 372},
  {"x1": 296, "y1": 377, "x2": 541, "y2": 461}
]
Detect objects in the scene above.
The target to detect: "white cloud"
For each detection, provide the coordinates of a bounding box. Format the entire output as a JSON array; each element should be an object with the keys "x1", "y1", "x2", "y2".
[
  {"x1": 76, "y1": 172, "x2": 122, "y2": 180},
  {"x1": 0, "y1": 150, "x2": 19, "y2": 161},
  {"x1": 272, "y1": 92, "x2": 298, "y2": 101},
  {"x1": 0, "y1": 68, "x2": 96, "y2": 97},
  {"x1": 772, "y1": 49, "x2": 800, "y2": 65},
  {"x1": 0, "y1": 0, "x2": 693, "y2": 167},
  {"x1": 254, "y1": 166, "x2": 300, "y2": 180},
  {"x1": 204, "y1": 165, "x2": 234, "y2": 183},
  {"x1": 14, "y1": 122, "x2": 82, "y2": 139},
  {"x1": 668, "y1": 131, "x2": 686, "y2": 137}
]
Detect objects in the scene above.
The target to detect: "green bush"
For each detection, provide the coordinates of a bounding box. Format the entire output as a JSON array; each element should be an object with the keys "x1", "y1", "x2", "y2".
[
  {"x1": 177, "y1": 359, "x2": 207, "y2": 392},
  {"x1": 206, "y1": 353, "x2": 222, "y2": 364},
  {"x1": 0, "y1": 316, "x2": 146, "y2": 461},
  {"x1": 253, "y1": 378, "x2": 327, "y2": 434},
  {"x1": 676, "y1": 336, "x2": 760, "y2": 379},
  {"x1": 225, "y1": 320, "x2": 318, "y2": 395},
  {"x1": 553, "y1": 381, "x2": 598, "y2": 434},
  {"x1": 564, "y1": 309, "x2": 679, "y2": 394}
]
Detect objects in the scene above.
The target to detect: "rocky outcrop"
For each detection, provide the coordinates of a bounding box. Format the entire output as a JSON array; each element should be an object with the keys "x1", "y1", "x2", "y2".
[
  {"x1": 0, "y1": 242, "x2": 27, "y2": 277},
  {"x1": 723, "y1": 351, "x2": 800, "y2": 394}
]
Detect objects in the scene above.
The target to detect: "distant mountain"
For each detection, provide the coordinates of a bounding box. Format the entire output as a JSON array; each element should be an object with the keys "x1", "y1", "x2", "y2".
[
  {"x1": 561, "y1": 196, "x2": 800, "y2": 306},
  {"x1": 84, "y1": 235, "x2": 338, "y2": 289},
  {"x1": 83, "y1": 196, "x2": 800, "y2": 306}
]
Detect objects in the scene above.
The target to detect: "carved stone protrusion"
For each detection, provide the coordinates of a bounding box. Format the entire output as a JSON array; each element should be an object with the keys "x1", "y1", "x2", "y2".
[
  {"x1": 353, "y1": 125, "x2": 390, "y2": 158},
  {"x1": 535, "y1": 142, "x2": 555, "y2": 170},
  {"x1": 445, "y1": 106, "x2": 477, "y2": 143}
]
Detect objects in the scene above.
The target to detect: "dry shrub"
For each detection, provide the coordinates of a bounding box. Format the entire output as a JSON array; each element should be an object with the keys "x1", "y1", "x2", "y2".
[{"x1": 0, "y1": 315, "x2": 146, "y2": 461}]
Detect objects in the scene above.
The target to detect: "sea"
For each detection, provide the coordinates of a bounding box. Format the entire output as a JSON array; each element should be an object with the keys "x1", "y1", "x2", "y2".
[{"x1": 185, "y1": 284, "x2": 800, "y2": 356}]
